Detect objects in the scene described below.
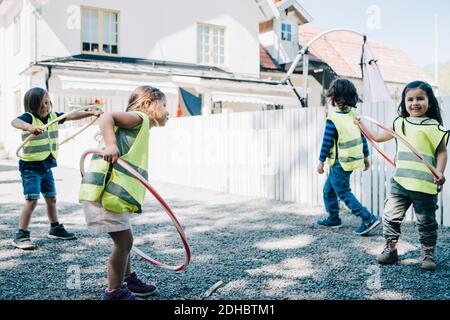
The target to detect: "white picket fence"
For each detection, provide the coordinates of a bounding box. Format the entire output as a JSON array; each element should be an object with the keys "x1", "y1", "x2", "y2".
[{"x1": 58, "y1": 97, "x2": 450, "y2": 226}]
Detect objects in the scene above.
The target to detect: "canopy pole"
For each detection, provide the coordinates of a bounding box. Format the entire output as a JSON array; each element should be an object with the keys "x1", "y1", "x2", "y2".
[
  {"x1": 282, "y1": 28, "x2": 365, "y2": 85},
  {"x1": 302, "y1": 51, "x2": 309, "y2": 107}
]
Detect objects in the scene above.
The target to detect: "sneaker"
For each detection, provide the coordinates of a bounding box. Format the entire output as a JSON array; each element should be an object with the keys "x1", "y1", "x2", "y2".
[
  {"x1": 317, "y1": 216, "x2": 342, "y2": 228},
  {"x1": 354, "y1": 215, "x2": 380, "y2": 236},
  {"x1": 421, "y1": 245, "x2": 436, "y2": 271},
  {"x1": 12, "y1": 230, "x2": 35, "y2": 250},
  {"x1": 124, "y1": 272, "x2": 158, "y2": 297},
  {"x1": 103, "y1": 283, "x2": 137, "y2": 300},
  {"x1": 47, "y1": 224, "x2": 77, "y2": 240},
  {"x1": 377, "y1": 240, "x2": 398, "y2": 264}
]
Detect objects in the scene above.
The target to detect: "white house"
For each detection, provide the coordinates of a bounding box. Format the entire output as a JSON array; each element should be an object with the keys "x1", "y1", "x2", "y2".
[{"x1": 0, "y1": 0, "x2": 302, "y2": 157}]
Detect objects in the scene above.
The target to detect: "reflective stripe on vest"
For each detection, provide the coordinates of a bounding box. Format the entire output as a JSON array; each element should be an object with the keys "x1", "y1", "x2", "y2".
[
  {"x1": 393, "y1": 117, "x2": 449, "y2": 195},
  {"x1": 79, "y1": 111, "x2": 150, "y2": 213},
  {"x1": 20, "y1": 112, "x2": 59, "y2": 162},
  {"x1": 326, "y1": 111, "x2": 365, "y2": 171}
]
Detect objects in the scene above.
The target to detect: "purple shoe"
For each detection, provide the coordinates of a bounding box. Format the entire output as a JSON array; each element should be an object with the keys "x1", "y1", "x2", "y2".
[
  {"x1": 124, "y1": 272, "x2": 158, "y2": 297},
  {"x1": 103, "y1": 283, "x2": 137, "y2": 300}
]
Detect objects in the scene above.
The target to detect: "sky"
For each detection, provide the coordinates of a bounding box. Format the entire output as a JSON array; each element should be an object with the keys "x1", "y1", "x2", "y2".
[{"x1": 296, "y1": 0, "x2": 450, "y2": 68}]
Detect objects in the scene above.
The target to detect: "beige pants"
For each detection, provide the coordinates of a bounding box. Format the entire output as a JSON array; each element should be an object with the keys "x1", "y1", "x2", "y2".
[{"x1": 82, "y1": 201, "x2": 131, "y2": 234}]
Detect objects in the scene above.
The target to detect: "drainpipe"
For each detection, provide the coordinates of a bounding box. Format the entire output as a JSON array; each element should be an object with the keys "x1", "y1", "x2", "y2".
[{"x1": 45, "y1": 66, "x2": 52, "y2": 91}]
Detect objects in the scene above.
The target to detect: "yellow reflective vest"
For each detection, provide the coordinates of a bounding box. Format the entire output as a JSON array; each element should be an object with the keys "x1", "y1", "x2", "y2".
[
  {"x1": 326, "y1": 111, "x2": 365, "y2": 171},
  {"x1": 393, "y1": 117, "x2": 449, "y2": 195},
  {"x1": 79, "y1": 112, "x2": 150, "y2": 213},
  {"x1": 20, "y1": 112, "x2": 59, "y2": 161}
]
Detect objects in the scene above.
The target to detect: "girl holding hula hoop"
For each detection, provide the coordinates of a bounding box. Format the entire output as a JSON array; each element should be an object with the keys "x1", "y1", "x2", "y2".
[
  {"x1": 355, "y1": 81, "x2": 449, "y2": 271},
  {"x1": 11, "y1": 87, "x2": 102, "y2": 250},
  {"x1": 79, "y1": 86, "x2": 169, "y2": 300}
]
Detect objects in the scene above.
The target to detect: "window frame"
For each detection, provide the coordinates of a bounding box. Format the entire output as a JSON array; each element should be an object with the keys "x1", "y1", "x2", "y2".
[
  {"x1": 281, "y1": 22, "x2": 292, "y2": 42},
  {"x1": 80, "y1": 6, "x2": 120, "y2": 56},
  {"x1": 197, "y1": 22, "x2": 226, "y2": 67}
]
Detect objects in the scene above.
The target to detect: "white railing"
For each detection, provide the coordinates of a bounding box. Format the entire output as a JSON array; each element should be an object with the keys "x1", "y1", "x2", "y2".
[{"x1": 58, "y1": 97, "x2": 450, "y2": 226}]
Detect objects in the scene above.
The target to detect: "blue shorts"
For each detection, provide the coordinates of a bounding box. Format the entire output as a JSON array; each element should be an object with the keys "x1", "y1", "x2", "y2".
[{"x1": 20, "y1": 169, "x2": 56, "y2": 200}]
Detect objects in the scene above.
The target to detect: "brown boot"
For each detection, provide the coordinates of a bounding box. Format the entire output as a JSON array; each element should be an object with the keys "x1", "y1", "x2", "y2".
[
  {"x1": 377, "y1": 240, "x2": 398, "y2": 264},
  {"x1": 421, "y1": 245, "x2": 436, "y2": 271}
]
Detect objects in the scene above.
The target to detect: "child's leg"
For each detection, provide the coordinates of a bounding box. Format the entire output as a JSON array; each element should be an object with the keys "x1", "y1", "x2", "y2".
[
  {"x1": 329, "y1": 162, "x2": 370, "y2": 218},
  {"x1": 382, "y1": 180, "x2": 411, "y2": 241},
  {"x1": 411, "y1": 194, "x2": 438, "y2": 247},
  {"x1": 108, "y1": 229, "x2": 133, "y2": 290},
  {"x1": 411, "y1": 194, "x2": 438, "y2": 270},
  {"x1": 19, "y1": 170, "x2": 42, "y2": 230},
  {"x1": 44, "y1": 197, "x2": 58, "y2": 224},
  {"x1": 323, "y1": 173, "x2": 340, "y2": 219},
  {"x1": 41, "y1": 169, "x2": 58, "y2": 223},
  {"x1": 19, "y1": 200, "x2": 38, "y2": 230},
  {"x1": 125, "y1": 255, "x2": 132, "y2": 278}
]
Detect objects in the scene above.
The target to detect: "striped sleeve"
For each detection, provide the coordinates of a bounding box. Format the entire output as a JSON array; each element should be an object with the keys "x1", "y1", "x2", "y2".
[
  {"x1": 319, "y1": 120, "x2": 338, "y2": 162},
  {"x1": 361, "y1": 133, "x2": 369, "y2": 157}
]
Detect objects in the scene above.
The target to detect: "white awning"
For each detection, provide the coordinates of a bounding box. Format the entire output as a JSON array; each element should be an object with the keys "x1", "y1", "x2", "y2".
[
  {"x1": 58, "y1": 75, "x2": 179, "y2": 95},
  {"x1": 211, "y1": 91, "x2": 300, "y2": 106}
]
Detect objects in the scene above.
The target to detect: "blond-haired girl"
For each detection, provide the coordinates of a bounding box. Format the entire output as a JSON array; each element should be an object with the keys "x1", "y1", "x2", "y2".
[{"x1": 79, "y1": 86, "x2": 169, "y2": 299}]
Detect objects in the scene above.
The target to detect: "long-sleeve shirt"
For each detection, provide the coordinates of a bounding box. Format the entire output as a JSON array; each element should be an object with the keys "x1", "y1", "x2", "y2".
[{"x1": 319, "y1": 119, "x2": 369, "y2": 162}]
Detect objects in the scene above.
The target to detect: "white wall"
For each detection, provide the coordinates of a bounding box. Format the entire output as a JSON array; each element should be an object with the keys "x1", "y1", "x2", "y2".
[
  {"x1": 33, "y1": 0, "x2": 261, "y2": 77},
  {"x1": 0, "y1": 0, "x2": 29, "y2": 149}
]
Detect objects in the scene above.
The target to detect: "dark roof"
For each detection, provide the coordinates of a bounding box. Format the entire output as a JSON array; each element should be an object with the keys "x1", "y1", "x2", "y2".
[
  {"x1": 40, "y1": 54, "x2": 231, "y2": 74},
  {"x1": 260, "y1": 45, "x2": 329, "y2": 74},
  {"x1": 260, "y1": 46, "x2": 282, "y2": 71},
  {"x1": 28, "y1": 54, "x2": 282, "y2": 85}
]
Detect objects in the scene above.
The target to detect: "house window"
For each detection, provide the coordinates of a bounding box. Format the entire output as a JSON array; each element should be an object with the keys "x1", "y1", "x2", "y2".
[
  {"x1": 82, "y1": 7, "x2": 119, "y2": 55},
  {"x1": 197, "y1": 23, "x2": 225, "y2": 66},
  {"x1": 281, "y1": 23, "x2": 292, "y2": 42},
  {"x1": 13, "y1": 14, "x2": 21, "y2": 55},
  {"x1": 14, "y1": 90, "x2": 22, "y2": 115}
]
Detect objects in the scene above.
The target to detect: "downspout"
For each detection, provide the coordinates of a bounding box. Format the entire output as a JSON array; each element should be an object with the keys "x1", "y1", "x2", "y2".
[{"x1": 45, "y1": 66, "x2": 52, "y2": 91}]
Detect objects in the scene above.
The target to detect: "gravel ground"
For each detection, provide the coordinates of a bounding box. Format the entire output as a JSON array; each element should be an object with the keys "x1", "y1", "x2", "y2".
[{"x1": 0, "y1": 160, "x2": 449, "y2": 300}]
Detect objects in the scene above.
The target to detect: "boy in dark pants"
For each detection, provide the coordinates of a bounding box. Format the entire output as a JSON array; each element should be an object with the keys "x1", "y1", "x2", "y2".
[{"x1": 317, "y1": 79, "x2": 380, "y2": 236}]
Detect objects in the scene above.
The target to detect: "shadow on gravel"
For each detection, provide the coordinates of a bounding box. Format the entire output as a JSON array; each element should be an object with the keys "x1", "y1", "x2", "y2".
[{"x1": 1, "y1": 197, "x2": 449, "y2": 300}]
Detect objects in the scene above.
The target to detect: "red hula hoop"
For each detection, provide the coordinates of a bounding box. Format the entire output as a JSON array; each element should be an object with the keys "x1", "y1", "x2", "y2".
[
  {"x1": 357, "y1": 115, "x2": 440, "y2": 180},
  {"x1": 80, "y1": 149, "x2": 191, "y2": 272}
]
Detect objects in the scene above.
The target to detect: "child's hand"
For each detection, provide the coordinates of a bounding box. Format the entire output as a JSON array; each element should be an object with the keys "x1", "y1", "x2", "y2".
[
  {"x1": 103, "y1": 145, "x2": 120, "y2": 163},
  {"x1": 27, "y1": 125, "x2": 44, "y2": 135},
  {"x1": 353, "y1": 116, "x2": 361, "y2": 126},
  {"x1": 317, "y1": 161, "x2": 325, "y2": 174},
  {"x1": 91, "y1": 109, "x2": 103, "y2": 117},
  {"x1": 434, "y1": 172, "x2": 446, "y2": 186},
  {"x1": 364, "y1": 157, "x2": 370, "y2": 171}
]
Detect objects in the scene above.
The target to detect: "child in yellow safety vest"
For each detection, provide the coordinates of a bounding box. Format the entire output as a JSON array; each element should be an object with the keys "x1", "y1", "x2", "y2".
[
  {"x1": 317, "y1": 78, "x2": 380, "y2": 235},
  {"x1": 79, "y1": 86, "x2": 169, "y2": 300},
  {"x1": 356, "y1": 80, "x2": 449, "y2": 271},
  {"x1": 10, "y1": 87, "x2": 102, "y2": 250}
]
